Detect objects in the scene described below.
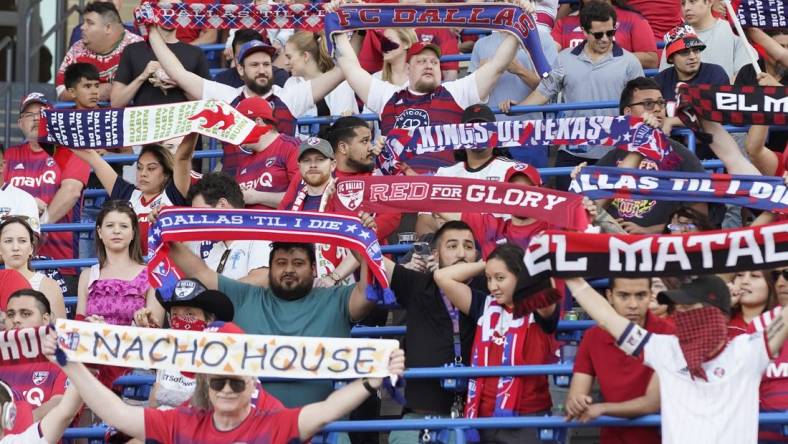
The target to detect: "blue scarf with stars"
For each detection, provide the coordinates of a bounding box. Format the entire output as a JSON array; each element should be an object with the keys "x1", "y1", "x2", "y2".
[{"x1": 147, "y1": 208, "x2": 393, "y2": 303}]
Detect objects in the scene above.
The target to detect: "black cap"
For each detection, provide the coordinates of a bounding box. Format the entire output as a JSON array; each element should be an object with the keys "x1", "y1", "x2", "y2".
[
  {"x1": 462, "y1": 104, "x2": 496, "y2": 123},
  {"x1": 657, "y1": 275, "x2": 731, "y2": 314},
  {"x1": 156, "y1": 278, "x2": 234, "y2": 322}
]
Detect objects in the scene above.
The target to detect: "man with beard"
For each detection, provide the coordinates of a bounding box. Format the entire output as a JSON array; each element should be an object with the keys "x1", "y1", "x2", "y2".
[
  {"x1": 332, "y1": 0, "x2": 527, "y2": 172},
  {"x1": 164, "y1": 240, "x2": 378, "y2": 407},
  {"x1": 110, "y1": 19, "x2": 209, "y2": 107},
  {"x1": 565, "y1": 275, "x2": 788, "y2": 444},
  {"x1": 147, "y1": 26, "x2": 346, "y2": 176},
  {"x1": 234, "y1": 97, "x2": 300, "y2": 209},
  {"x1": 653, "y1": 24, "x2": 729, "y2": 105}
]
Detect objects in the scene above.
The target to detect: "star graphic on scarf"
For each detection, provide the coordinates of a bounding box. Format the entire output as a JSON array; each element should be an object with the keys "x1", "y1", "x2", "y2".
[
  {"x1": 616, "y1": 116, "x2": 627, "y2": 122},
  {"x1": 153, "y1": 227, "x2": 161, "y2": 236},
  {"x1": 359, "y1": 230, "x2": 371, "y2": 240},
  {"x1": 623, "y1": 133, "x2": 631, "y2": 142},
  {"x1": 345, "y1": 224, "x2": 358, "y2": 233}
]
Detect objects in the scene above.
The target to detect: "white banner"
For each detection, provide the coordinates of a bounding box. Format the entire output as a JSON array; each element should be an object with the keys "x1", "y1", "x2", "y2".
[{"x1": 55, "y1": 320, "x2": 399, "y2": 379}]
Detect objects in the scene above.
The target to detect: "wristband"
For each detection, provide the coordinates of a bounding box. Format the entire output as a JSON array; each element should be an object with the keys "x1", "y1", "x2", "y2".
[
  {"x1": 75, "y1": 314, "x2": 86, "y2": 321},
  {"x1": 361, "y1": 378, "x2": 378, "y2": 397}
]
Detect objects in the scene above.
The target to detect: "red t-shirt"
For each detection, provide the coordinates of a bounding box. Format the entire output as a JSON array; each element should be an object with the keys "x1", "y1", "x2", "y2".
[
  {"x1": 236, "y1": 135, "x2": 300, "y2": 210},
  {"x1": 462, "y1": 213, "x2": 550, "y2": 259},
  {"x1": 329, "y1": 169, "x2": 402, "y2": 242},
  {"x1": 3, "y1": 144, "x2": 89, "y2": 274},
  {"x1": 478, "y1": 314, "x2": 555, "y2": 416},
  {"x1": 359, "y1": 28, "x2": 460, "y2": 73},
  {"x1": 727, "y1": 312, "x2": 750, "y2": 339},
  {"x1": 0, "y1": 362, "x2": 68, "y2": 409},
  {"x1": 0, "y1": 269, "x2": 33, "y2": 310},
  {"x1": 573, "y1": 312, "x2": 673, "y2": 444},
  {"x1": 623, "y1": 0, "x2": 682, "y2": 40},
  {"x1": 144, "y1": 405, "x2": 302, "y2": 444},
  {"x1": 551, "y1": 8, "x2": 657, "y2": 53}
]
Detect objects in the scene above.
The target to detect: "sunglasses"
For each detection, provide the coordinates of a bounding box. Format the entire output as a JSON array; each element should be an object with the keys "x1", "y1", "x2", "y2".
[
  {"x1": 772, "y1": 270, "x2": 788, "y2": 281},
  {"x1": 589, "y1": 29, "x2": 616, "y2": 40},
  {"x1": 208, "y1": 377, "x2": 246, "y2": 393}
]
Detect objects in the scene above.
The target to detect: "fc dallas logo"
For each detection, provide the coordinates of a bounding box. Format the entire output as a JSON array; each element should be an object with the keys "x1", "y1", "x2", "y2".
[
  {"x1": 32, "y1": 371, "x2": 49, "y2": 386},
  {"x1": 337, "y1": 180, "x2": 365, "y2": 211}
]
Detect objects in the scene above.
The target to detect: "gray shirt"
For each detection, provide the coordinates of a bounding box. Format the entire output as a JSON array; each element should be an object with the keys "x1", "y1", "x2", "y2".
[{"x1": 537, "y1": 42, "x2": 644, "y2": 158}]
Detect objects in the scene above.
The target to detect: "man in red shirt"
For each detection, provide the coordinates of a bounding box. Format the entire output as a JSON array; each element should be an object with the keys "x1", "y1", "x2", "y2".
[
  {"x1": 234, "y1": 97, "x2": 300, "y2": 210},
  {"x1": 565, "y1": 277, "x2": 674, "y2": 444},
  {"x1": 1, "y1": 290, "x2": 68, "y2": 426},
  {"x1": 3, "y1": 93, "x2": 90, "y2": 290}
]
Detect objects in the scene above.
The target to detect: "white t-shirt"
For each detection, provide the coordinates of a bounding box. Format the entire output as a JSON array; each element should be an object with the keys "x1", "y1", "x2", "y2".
[
  {"x1": 0, "y1": 183, "x2": 40, "y2": 232},
  {"x1": 364, "y1": 72, "x2": 483, "y2": 117},
  {"x1": 189, "y1": 240, "x2": 270, "y2": 280},
  {"x1": 658, "y1": 19, "x2": 753, "y2": 80},
  {"x1": 0, "y1": 422, "x2": 48, "y2": 444},
  {"x1": 434, "y1": 157, "x2": 516, "y2": 181},
  {"x1": 621, "y1": 325, "x2": 770, "y2": 444},
  {"x1": 287, "y1": 77, "x2": 359, "y2": 139},
  {"x1": 201, "y1": 80, "x2": 315, "y2": 120},
  {"x1": 154, "y1": 368, "x2": 196, "y2": 408}
]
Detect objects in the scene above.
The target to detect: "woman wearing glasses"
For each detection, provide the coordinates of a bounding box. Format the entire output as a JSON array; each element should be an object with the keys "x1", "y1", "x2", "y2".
[
  {"x1": 0, "y1": 216, "x2": 67, "y2": 319},
  {"x1": 69, "y1": 134, "x2": 195, "y2": 254},
  {"x1": 75, "y1": 200, "x2": 163, "y2": 388}
]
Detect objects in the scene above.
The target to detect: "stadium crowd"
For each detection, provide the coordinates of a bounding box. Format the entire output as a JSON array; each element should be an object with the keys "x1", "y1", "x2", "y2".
[{"x1": 0, "y1": 0, "x2": 787, "y2": 442}]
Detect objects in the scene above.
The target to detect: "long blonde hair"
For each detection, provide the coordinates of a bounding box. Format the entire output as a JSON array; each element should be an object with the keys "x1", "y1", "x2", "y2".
[
  {"x1": 382, "y1": 28, "x2": 418, "y2": 83},
  {"x1": 287, "y1": 31, "x2": 334, "y2": 73}
]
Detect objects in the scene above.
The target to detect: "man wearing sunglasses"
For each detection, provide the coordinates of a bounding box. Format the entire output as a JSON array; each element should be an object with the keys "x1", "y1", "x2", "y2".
[
  {"x1": 500, "y1": 1, "x2": 643, "y2": 190},
  {"x1": 41, "y1": 328, "x2": 405, "y2": 444}
]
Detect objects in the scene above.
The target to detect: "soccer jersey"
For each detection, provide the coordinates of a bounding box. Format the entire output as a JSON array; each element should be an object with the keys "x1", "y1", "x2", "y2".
[
  {"x1": 463, "y1": 213, "x2": 550, "y2": 258},
  {"x1": 55, "y1": 30, "x2": 143, "y2": 97},
  {"x1": 3, "y1": 144, "x2": 89, "y2": 272},
  {"x1": 619, "y1": 325, "x2": 770, "y2": 444},
  {"x1": 144, "y1": 405, "x2": 302, "y2": 444},
  {"x1": 0, "y1": 362, "x2": 67, "y2": 409},
  {"x1": 236, "y1": 135, "x2": 300, "y2": 210},
  {"x1": 749, "y1": 307, "x2": 788, "y2": 411},
  {"x1": 110, "y1": 177, "x2": 187, "y2": 255}
]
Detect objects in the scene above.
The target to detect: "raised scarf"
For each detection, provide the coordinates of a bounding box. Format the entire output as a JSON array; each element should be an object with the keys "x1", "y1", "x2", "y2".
[
  {"x1": 466, "y1": 297, "x2": 530, "y2": 419},
  {"x1": 379, "y1": 116, "x2": 671, "y2": 175},
  {"x1": 329, "y1": 175, "x2": 589, "y2": 231},
  {"x1": 0, "y1": 326, "x2": 50, "y2": 366},
  {"x1": 674, "y1": 306, "x2": 729, "y2": 381},
  {"x1": 736, "y1": 0, "x2": 787, "y2": 28},
  {"x1": 146, "y1": 207, "x2": 392, "y2": 303},
  {"x1": 570, "y1": 166, "x2": 788, "y2": 213},
  {"x1": 677, "y1": 84, "x2": 788, "y2": 129},
  {"x1": 523, "y1": 221, "x2": 788, "y2": 279},
  {"x1": 38, "y1": 100, "x2": 269, "y2": 149}
]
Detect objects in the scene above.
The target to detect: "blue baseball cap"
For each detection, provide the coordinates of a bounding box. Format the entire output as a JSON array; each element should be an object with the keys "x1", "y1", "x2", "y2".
[
  {"x1": 20, "y1": 92, "x2": 50, "y2": 113},
  {"x1": 236, "y1": 40, "x2": 277, "y2": 64}
]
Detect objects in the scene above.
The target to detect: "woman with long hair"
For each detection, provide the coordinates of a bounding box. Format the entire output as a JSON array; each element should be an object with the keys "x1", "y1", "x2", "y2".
[
  {"x1": 376, "y1": 28, "x2": 418, "y2": 86},
  {"x1": 435, "y1": 243, "x2": 560, "y2": 444},
  {"x1": 728, "y1": 270, "x2": 777, "y2": 338},
  {"x1": 283, "y1": 31, "x2": 358, "y2": 135},
  {"x1": 0, "y1": 216, "x2": 66, "y2": 319}
]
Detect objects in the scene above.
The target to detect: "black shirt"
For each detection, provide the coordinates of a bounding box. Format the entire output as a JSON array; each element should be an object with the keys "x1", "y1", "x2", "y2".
[
  {"x1": 391, "y1": 264, "x2": 486, "y2": 414},
  {"x1": 735, "y1": 61, "x2": 788, "y2": 151},
  {"x1": 114, "y1": 41, "x2": 210, "y2": 106}
]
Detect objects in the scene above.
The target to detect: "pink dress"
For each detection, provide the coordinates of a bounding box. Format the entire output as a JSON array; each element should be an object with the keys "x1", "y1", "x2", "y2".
[{"x1": 85, "y1": 265, "x2": 149, "y2": 326}]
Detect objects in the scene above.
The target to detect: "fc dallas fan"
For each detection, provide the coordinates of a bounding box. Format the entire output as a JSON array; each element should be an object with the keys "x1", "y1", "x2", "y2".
[
  {"x1": 332, "y1": 0, "x2": 530, "y2": 172},
  {"x1": 0, "y1": 290, "x2": 67, "y2": 428},
  {"x1": 147, "y1": 25, "x2": 346, "y2": 176},
  {"x1": 234, "y1": 97, "x2": 300, "y2": 210},
  {"x1": 566, "y1": 274, "x2": 788, "y2": 444}
]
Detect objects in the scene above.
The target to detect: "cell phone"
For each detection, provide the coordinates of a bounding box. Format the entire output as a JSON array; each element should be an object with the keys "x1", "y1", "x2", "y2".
[{"x1": 413, "y1": 242, "x2": 431, "y2": 256}]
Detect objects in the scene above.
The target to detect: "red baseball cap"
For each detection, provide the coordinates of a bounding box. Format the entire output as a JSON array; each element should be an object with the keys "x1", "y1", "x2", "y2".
[
  {"x1": 236, "y1": 96, "x2": 275, "y2": 124},
  {"x1": 407, "y1": 42, "x2": 441, "y2": 61},
  {"x1": 504, "y1": 163, "x2": 542, "y2": 187},
  {"x1": 664, "y1": 24, "x2": 706, "y2": 62}
]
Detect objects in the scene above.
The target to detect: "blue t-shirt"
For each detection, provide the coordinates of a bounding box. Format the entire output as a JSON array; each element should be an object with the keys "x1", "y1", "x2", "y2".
[{"x1": 653, "y1": 62, "x2": 729, "y2": 102}]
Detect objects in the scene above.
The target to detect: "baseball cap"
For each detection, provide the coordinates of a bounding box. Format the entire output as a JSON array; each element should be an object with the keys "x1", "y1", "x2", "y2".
[
  {"x1": 156, "y1": 278, "x2": 234, "y2": 322},
  {"x1": 298, "y1": 137, "x2": 334, "y2": 160},
  {"x1": 236, "y1": 40, "x2": 277, "y2": 65},
  {"x1": 462, "y1": 104, "x2": 496, "y2": 124},
  {"x1": 407, "y1": 42, "x2": 441, "y2": 61},
  {"x1": 236, "y1": 96, "x2": 275, "y2": 124},
  {"x1": 657, "y1": 275, "x2": 731, "y2": 314},
  {"x1": 19, "y1": 92, "x2": 49, "y2": 113},
  {"x1": 504, "y1": 163, "x2": 542, "y2": 187},
  {"x1": 664, "y1": 24, "x2": 706, "y2": 62}
]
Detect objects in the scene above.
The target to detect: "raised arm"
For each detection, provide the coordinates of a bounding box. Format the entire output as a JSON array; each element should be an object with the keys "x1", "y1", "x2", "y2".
[
  {"x1": 433, "y1": 261, "x2": 486, "y2": 315},
  {"x1": 311, "y1": 65, "x2": 346, "y2": 104},
  {"x1": 43, "y1": 331, "x2": 146, "y2": 441},
  {"x1": 746, "y1": 27, "x2": 788, "y2": 69},
  {"x1": 298, "y1": 349, "x2": 405, "y2": 441},
  {"x1": 173, "y1": 133, "x2": 198, "y2": 198},
  {"x1": 767, "y1": 305, "x2": 788, "y2": 357},
  {"x1": 564, "y1": 277, "x2": 630, "y2": 339},
  {"x1": 702, "y1": 120, "x2": 761, "y2": 175},
  {"x1": 69, "y1": 149, "x2": 118, "y2": 194},
  {"x1": 168, "y1": 242, "x2": 219, "y2": 289},
  {"x1": 148, "y1": 26, "x2": 205, "y2": 100},
  {"x1": 38, "y1": 381, "x2": 82, "y2": 444},
  {"x1": 332, "y1": 32, "x2": 374, "y2": 103},
  {"x1": 473, "y1": 32, "x2": 521, "y2": 101}
]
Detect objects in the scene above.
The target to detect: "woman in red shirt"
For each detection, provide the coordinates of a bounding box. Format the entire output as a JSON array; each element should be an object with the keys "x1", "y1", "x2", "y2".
[
  {"x1": 435, "y1": 243, "x2": 560, "y2": 444},
  {"x1": 728, "y1": 270, "x2": 777, "y2": 338}
]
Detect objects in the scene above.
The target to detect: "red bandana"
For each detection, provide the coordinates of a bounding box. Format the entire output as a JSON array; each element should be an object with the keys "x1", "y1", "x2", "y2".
[{"x1": 674, "y1": 306, "x2": 728, "y2": 381}]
